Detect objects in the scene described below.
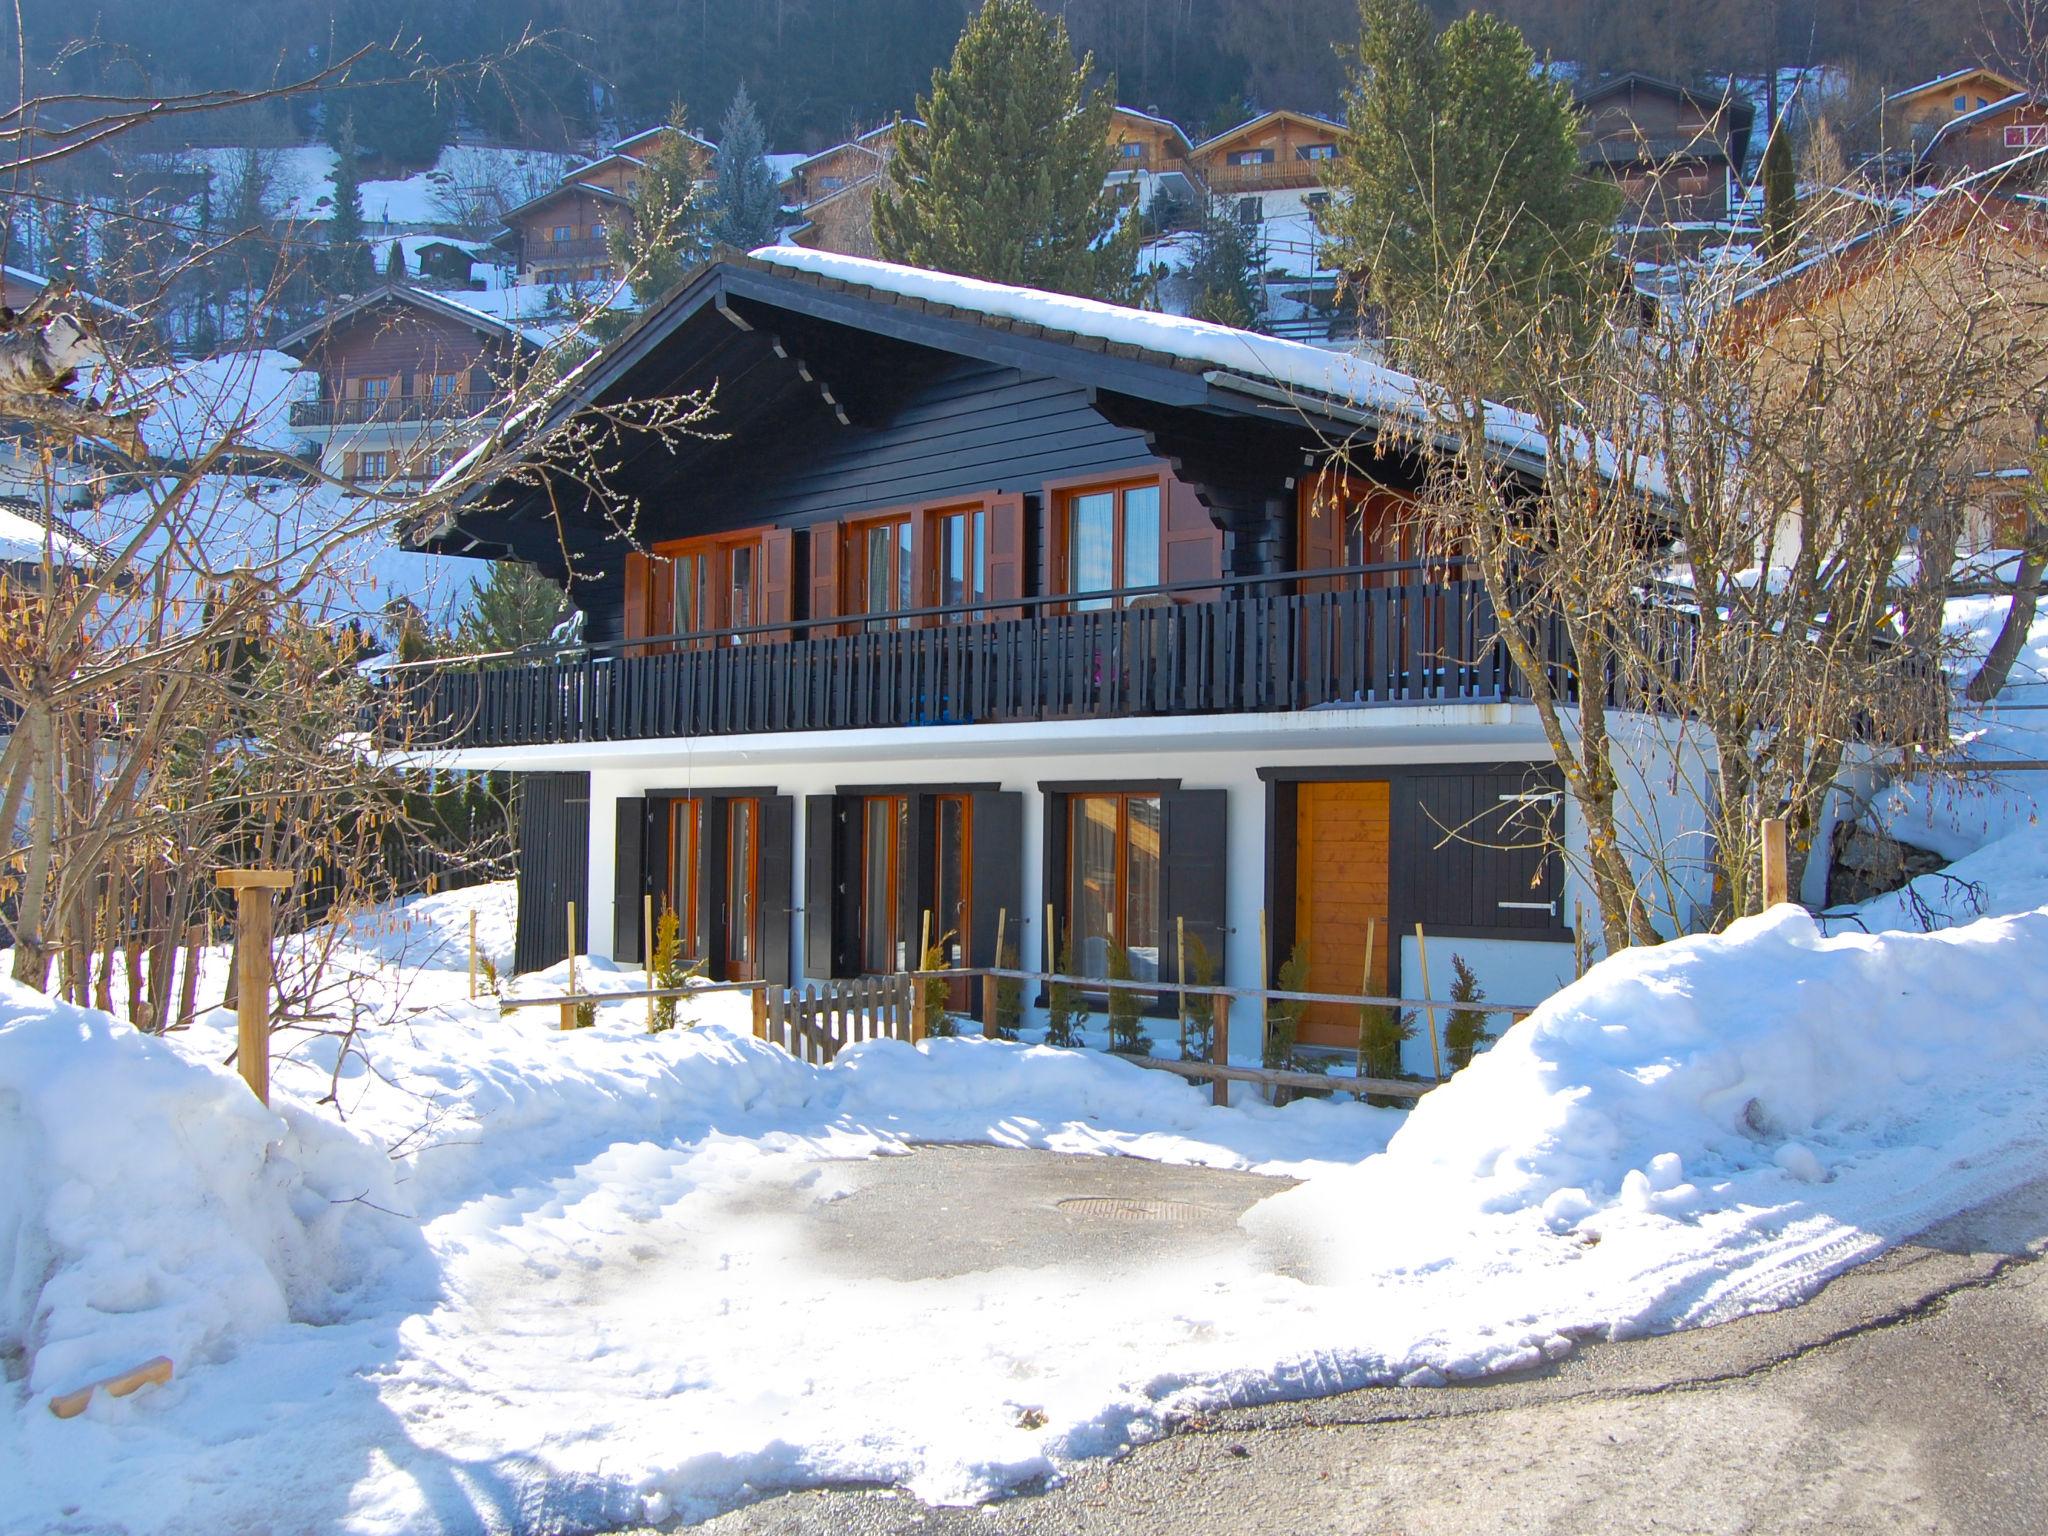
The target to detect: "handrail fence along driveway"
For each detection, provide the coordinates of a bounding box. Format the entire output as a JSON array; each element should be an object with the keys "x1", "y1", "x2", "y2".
[{"x1": 373, "y1": 562, "x2": 1700, "y2": 749}]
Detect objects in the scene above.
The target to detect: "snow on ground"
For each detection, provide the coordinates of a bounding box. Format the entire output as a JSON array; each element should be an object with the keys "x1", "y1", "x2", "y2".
[
  {"x1": 9, "y1": 593, "x2": 2048, "y2": 1531},
  {"x1": 172, "y1": 144, "x2": 576, "y2": 229},
  {"x1": 118, "y1": 349, "x2": 307, "y2": 458},
  {"x1": 9, "y1": 804, "x2": 2048, "y2": 1533}
]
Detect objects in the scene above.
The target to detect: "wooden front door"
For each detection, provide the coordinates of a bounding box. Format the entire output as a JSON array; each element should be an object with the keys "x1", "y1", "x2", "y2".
[{"x1": 1293, "y1": 781, "x2": 1392, "y2": 1048}]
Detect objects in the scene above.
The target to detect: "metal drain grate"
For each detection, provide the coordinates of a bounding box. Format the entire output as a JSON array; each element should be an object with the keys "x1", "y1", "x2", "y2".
[{"x1": 1055, "y1": 1196, "x2": 1210, "y2": 1224}]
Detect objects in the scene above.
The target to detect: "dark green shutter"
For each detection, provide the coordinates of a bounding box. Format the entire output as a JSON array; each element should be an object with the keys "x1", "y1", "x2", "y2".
[
  {"x1": 613, "y1": 796, "x2": 646, "y2": 963},
  {"x1": 968, "y1": 790, "x2": 1023, "y2": 968},
  {"x1": 1162, "y1": 788, "x2": 1229, "y2": 977},
  {"x1": 804, "y1": 795, "x2": 838, "y2": 978}
]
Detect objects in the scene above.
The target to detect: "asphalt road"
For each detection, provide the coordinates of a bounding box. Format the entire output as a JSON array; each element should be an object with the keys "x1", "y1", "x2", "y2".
[{"x1": 667, "y1": 1156, "x2": 2048, "y2": 1536}]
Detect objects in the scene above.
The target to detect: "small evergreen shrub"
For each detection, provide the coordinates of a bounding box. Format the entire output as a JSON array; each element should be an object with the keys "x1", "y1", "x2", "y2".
[
  {"x1": 573, "y1": 999, "x2": 597, "y2": 1029},
  {"x1": 1357, "y1": 1002, "x2": 1415, "y2": 1083},
  {"x1": 1045, "y1": 931, "x2": 1083, "y2": 1047},
  {"x1": 922, "y1": 930, "x2": 958, "y2": 1038},
  {"x1": 993, "y1": 939, "x2": 1023, "y2": 1040},
  {"x1": 1105, "y1": 943, "x2": 1150, "y2": 1055},
  {"x1": 1264, "y1": 940, "x2": 1310, "y2": 1070},
  {"x1": 477, "y1": 953, "x2": 502, "y2": 999},
  {"x1": 649, "y1": 903, "x2": 703, "y2": 1032},
  {"x1": 1444, "y1": 953, "x2": 1491, "y2": 1070},
  {"x1": 1179, "y1": 931, "x2": 1219, "y2": 1062}
]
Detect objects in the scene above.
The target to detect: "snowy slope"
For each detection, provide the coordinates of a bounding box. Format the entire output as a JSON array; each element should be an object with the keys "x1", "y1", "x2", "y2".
[{"x1": 175, "y1": 143, "x2": 576, "y2": 228}]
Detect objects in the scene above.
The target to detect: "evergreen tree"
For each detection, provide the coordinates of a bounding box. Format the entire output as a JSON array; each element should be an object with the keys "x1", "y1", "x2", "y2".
[
  {"x1": 1442, "y1": 952, "x2": 1491, "y2": 1070},
  {"x1": 383, "y1": 241, "x2": 407, "y2": 282},
  {"x1": 1186, "y1": 196, "x2": 1264, "y2": 330},
  {"x1": 710, "y1": 83, "x2": 783, "y2": 250},
  {"x1": 874, "y1": 0, "x2": 1143, "y2": 301},
  {"x1": 607, "y1": 110, "x2": 715, "y2": 308},
  {"x1": 325, "y1": 114, "x2": 376, "y2": 297},
  {"x1": 1322, "y1": 0, "x2": 1619, "y2": 352},
  {"x1": 454, "y1": 563, "x2": 570, "y2": 653},
  {"x1": 1760, "y1": 125, "x2": 1799, "y2": 266}
]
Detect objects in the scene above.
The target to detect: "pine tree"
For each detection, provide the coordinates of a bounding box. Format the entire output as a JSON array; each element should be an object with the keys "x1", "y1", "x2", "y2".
[
  {"x1": 383, "y1": 241, "x2": 407, "y2": 282},
  {"x1": 1443, "y1": 952, "x2": 1491, "y2": 1070},
  {"x1": 710, "y1": 83, "x2": 783, "y2": 250},
  {"x1": 1760, "y1": 125, "x2": 1799, "y2": 266},
  {"x1": 607, "y1": 109, "x2": 714, "y2": 307},
  {"x1": 1187, "y1": 196, "x2": 1263, "y2": 330},
  {"x1": 1044, "y1": 929, "x2": 1083, "y2": 1046},
  {"x1": 325, "y1": 114, "x2": 376, "y2": 297},
  {"x1": 874, "y1": 0, "x2": 1144, "y2": 302},
  {"x1": 454, "y1": 563, "x2": 570, "y2": 653},
  {"x1": 1105, "y1": 942, "x2": 1149, "y2": 1054},
  {"x1": 1322, "y1": 0, "x2": 1618, "y2": 354}
]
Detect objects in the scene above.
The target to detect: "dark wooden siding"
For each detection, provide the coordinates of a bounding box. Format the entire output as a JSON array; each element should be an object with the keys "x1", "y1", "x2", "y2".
[
  {"x1": 583, "y1": 358, "x2": 1163, "y2": 642},
  {"x1": 514, "y1": 772, "x2": 590, "y2": 973}
]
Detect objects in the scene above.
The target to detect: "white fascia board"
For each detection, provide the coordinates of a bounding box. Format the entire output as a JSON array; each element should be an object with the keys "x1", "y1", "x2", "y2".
[{"x1": 374, "y1": 701, "x2": 1555, "y2": 774}]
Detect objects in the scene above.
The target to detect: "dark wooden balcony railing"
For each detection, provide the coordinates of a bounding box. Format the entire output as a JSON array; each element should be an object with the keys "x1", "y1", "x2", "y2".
[
  {"x1": 370, "y1": 564, "x2": 1700, "y2": 752},
  {"x1": 289, "y1": 392, "x2": 504, "y2": 428}
]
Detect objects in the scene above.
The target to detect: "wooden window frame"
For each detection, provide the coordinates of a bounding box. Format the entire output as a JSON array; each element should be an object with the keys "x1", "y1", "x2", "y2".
[
  {"x1": 856, "y1": 793, "x2": 907, "y2": 974},
  {"x1": 1062, "y1": 789, "x2": 1163, "y2": 971},
  {"x1": 844, "y1": 509, "x2": 919, "y2": 628},
  {"x1": 1043, "y1": 469, "x2": 1167, "y2": 609},
  {"x1": 925, "y1": 498, "x2": 992, "y2": 619},
  {"x1": 932, "y1": 793, "x2": 974, "y2": 971},
  {"x1": 725, "y1": 796, "x2": 762, "y2": 980},
  {"x1": 648, "y1": 529, "x2": 765, "y2": 641},
  {"x1": 667, "y1": 797, "x2": 702, "y2": 958}
]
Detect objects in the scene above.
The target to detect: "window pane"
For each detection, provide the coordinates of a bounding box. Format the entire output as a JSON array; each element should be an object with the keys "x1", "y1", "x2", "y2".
[
  {"x1": 1123, "y1": 796, "x2": 1162, "y2": 981},
  {"x1": 972, "y1": 511, "x2": 986, "y2": 604},
  {"x1": 1122, "y1": 485, "x2": 1161, "y2": 591},
  {"x1": 939, "y1": 514, "x2": 967, "y2": 608},
  {"x1": 1069, "y1": 492, "x2": 1115, "y2": 609},
  {"x1": 729, "y1": 546, "x2": 755, "y2": 631},
  {"x1": 895, "y1": 521, "x2": 914, "y2": 616},
  {"x1": 1071, "y1": 795, "x2": 1119, "y2": 979},
  {"x1": 934, "y1": 797, "x2": 967, "y2": 965},
  {"x1": 861, "y1": 797, "x2": 896, "y2": 974},
  {"x1": 727, "y1": 800, "x2": 756, "y2": 974}
]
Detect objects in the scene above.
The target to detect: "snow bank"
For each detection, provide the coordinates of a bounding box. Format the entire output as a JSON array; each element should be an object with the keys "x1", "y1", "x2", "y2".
[
  {"x1": 1243, "y1": 902, "x2": 2048, "y2": 1362},
  {"x1": 0, "y1": 981, "x2": 420, "y2": 1402}
]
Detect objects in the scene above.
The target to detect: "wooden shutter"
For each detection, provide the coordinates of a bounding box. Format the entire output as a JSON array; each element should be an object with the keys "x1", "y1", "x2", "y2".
[
  {"x1": 804, "y1": 795, "x2": 838, "y2": 978},
  {"x1": 1160, "y1": 477, "x2": 1222, "y2": 599},
  {"x1": 760, "y1": 794, "x2": 796, "y2": 985},
  {"x1": 760, "y1": 527, "x2": 795, "y2": 641},
  {"x1": 968, "y1": 790, "x2": 1023, "y2": 968},
  {"x1": 623, "y1": 552, "x2": 651, "y2": 648},
  {"x1": 1394, "y1": 769, "x2": 1564, "y2": 934},
  {"x1": 613, "y1": 796, "x2": 646, "y2": 963},
  {"x1": 1038, "y1": 488, "x2": 1063, "y2": 605},
  {"x1": 513, "y1": 772, "x2": 589, "y2": 975},
  {"x1": 808, "y1": 523, "x2": 841, "y2": 634},
  {"x1": 1161, "y1": 789, "x2": 1229, "y2": 980},
  {"x1": 985, "y1": 492, "x2": 1026, "y2": 620},
  {"x1": 1298, "y1": 475, "x2": 1343, "y2": 595}
]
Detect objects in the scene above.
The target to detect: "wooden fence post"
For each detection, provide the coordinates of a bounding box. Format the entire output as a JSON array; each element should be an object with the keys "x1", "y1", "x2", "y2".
[
  {"x1": 1414, "y1": 922, "x2": 1443, "y2": 1081},
  {"x1": 1761, "y1": 817, "x2": 1791, "y2": 908},
  {"x1": 561, "y1": 902, "x2": 577, "y2": 1031},
  {"x1": 214, "y1": 869, "x2": 292, "y2": 1107},
  {"x1": 1209, "y1": 991, "x2": 1230, "y2": 1108},
  {"x1": 910, "y1": 972, "x2": 928, "y2": 1043},
  {"x1": 752, "y1": 983, "x2": 768, "y2": 1040},
  {"x1": 1176, "y1": 915, "x2": 1188, "y2": 1061},
  {"x1": 467, "y1": 909, "x2": 478, "y2": 1001}
]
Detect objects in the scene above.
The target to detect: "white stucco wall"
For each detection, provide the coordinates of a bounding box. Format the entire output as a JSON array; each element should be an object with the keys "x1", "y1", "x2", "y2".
[{"x1": 544, "y1": 701, "x2": 1717, "y2": 1068}]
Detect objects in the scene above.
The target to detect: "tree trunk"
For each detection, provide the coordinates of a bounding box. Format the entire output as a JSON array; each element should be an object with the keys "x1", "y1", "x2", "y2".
[
  {"x1": 1965, "y1": 547, "x2": 2046, "y2": 702},
  {"x1": 10, "y1": 702, "x2": 58, "y2": 989}
]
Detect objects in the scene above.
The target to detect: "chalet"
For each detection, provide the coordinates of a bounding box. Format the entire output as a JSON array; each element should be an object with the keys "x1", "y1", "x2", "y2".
[
  {"x1": 1106, "y1": 107, "x2": 1200, "y2": 221},
  {"x1": 1887, "y1": 66, "x2": 2029, "y2": 149},
  {"x1": 386, "y1": 249, "x2": 1713, "y2": 1068},
  {"x1": 783, "y1": 122, "x2": 914, "y2": 208},
  {"x1": 1733, "y1": 161, "x2": 2048, "y2": 554},
  {"x1": 1574, "y1": 74, "x2": 1756, "y2": 234},
  {"x1": 1915, "y1": 91, "x2": 2048, "y2": 178},
  {"x1": 1188, "y1": 110, "x2": 1342, "y2": 203},
  {"x1": 277, "y1": 285, "x2": 540, "y2": 490},
  {"x1": 498, "y1": 178, "x2": 628, "y2": 287}
]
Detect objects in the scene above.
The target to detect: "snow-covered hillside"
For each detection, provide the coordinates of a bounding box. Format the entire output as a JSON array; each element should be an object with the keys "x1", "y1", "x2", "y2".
[{"x1": 173, "y1": 143, "x2": 576, "y2": 229}]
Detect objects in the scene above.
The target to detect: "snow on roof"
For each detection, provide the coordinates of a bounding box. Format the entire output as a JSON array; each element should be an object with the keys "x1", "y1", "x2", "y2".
[
  {"x1": 746, "y1": 247, "x2": 1657, "y2": 491},
  {"x1": 0, "y1": 500, "x2": 98, "y2": 568},
  {"x1": 612, "y1": 125, "x2": 716, "y2": 156},
  {"x1": 275, "y1": 285, "x2": 553, "y2": 354},
  {"x1": 1, "y1": 265, "x2": 140, "y2": 320},
  {"x1": 1887, "y1": 65, "x2": 2023, "y2": 105},
  {"x1": 1917, "y1": 91, "x2": 2037, "y2": 160},
  {"x1": 120, "y1": 349, "x2": 307, "y2": 459},
  {"x1": 789, "y1": 120, "x2": 922, "y2": 175},
  {"x1": 1111, "y1": 105, "x2": 1194, "y2": 148}
]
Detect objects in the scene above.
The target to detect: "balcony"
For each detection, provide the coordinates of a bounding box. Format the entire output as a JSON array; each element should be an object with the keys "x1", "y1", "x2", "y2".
[
  {"x1": 289, "y1": 392, "x2": 505, "y2": 429},
  {"x1": 526, "y1": 238, "x2": 612, "y2": 264},
  {"x1": 370, "y1": 566, "x2": 1700, "y2": 753},
  {"x1": 1203, "y1": 161, "x2": 1324, "y2": 194}
]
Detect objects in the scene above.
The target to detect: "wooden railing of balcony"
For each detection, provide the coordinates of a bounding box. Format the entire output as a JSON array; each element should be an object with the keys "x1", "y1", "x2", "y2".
[
  {"x1": 370, "y1": 562, "x2": 1702, "y2": 751},
  {"x1": 289, "y1": 392, "x2": 503, "y2": 428}
]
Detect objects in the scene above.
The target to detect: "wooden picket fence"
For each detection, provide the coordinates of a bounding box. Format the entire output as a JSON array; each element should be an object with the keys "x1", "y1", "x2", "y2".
[{"x1": 759, "y1": 973, "x2": 921, "y2": 1064}]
